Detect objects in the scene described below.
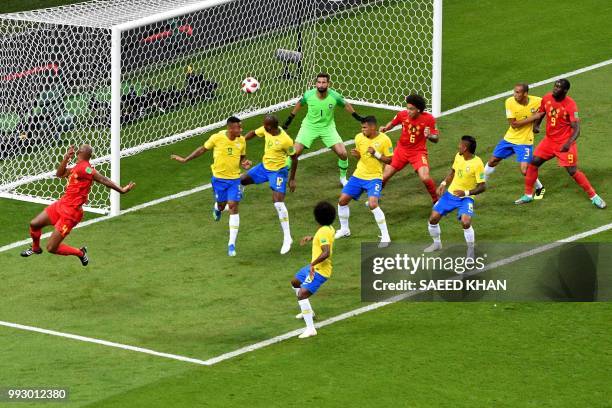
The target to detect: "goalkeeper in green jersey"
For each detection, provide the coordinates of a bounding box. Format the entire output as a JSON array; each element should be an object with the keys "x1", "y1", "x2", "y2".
[{"x1": 283, "y1": 72, "x2": 365, "y2": 186}]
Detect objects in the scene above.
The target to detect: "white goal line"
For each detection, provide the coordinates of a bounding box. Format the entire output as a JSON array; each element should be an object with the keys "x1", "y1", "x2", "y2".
[
  {"x1": 1, "y1": 221, "x2": 610, "y2": 367},
  {"x1": 0, "y1": 59, "x2": 611, "y2": 366},
  {"x1": 1, "y1": 57, "x2": 611, "y2": 255}
]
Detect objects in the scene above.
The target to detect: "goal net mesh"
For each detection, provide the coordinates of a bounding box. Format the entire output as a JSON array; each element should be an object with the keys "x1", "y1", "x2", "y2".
[{"x1": 0, "y1": 0, "x2": 433, "y2": 212}]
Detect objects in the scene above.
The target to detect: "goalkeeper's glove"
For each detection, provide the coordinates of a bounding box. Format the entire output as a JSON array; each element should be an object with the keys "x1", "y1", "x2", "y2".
[
  {"x1": 352, "y1": 112, "x2": 366, "y2": 122},
  {"x1": 282, "y1": 113, "x2": 295, "y2": 130}
]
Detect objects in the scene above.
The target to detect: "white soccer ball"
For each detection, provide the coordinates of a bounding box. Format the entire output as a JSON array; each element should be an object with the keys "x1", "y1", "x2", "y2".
[{"x1": 241, "y1": 77, "x2": 260, "y2": 93}]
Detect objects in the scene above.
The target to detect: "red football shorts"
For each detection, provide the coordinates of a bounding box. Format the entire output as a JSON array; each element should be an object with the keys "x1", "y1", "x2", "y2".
[
  {"x1": 533, "y1": 138, "x2": 578, "y2": 167},
  {"x1": 390, "y1": 146, "x2": 429, "y2": 172},
  {"x1": 45, "y1": 201, "x2": 83, "y2": 237}
]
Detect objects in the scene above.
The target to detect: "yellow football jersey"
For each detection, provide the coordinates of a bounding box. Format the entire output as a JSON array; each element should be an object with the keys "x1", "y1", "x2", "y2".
[
  {"x1": 503, "y1": 95, "x2": 542, "y2": 145},
  {"x1": 254, "y1": 126, "x2": 295, "y2": 171},
  {"x1": 203, "y1": 130, "x2": 246, "y2": 179},
  {"x1": 352, "y1": 132, "x2": 394, "y2": 180},
  {"x1": 312, "y1": 225, "x2": 335, "y2": 278},
  {"x1": 448, "y1": 153, "x2": 485, "y2": 197}
]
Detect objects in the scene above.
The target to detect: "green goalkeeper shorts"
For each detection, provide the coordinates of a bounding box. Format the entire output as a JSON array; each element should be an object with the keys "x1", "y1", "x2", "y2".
[{"x1": 295, "y1": 126, "x2": 343, "y2": 149}]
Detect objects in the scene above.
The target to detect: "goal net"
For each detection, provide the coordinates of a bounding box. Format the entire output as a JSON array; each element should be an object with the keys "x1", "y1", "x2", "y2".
[{"x1": 0, "y1": 0, "x2": 440, "y2": 214}]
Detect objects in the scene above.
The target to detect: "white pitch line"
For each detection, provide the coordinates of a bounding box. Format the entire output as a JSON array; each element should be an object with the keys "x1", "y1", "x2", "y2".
[
  {"x1": 2, "y1": 222, "x2": 610, "y2": 366},
  {"x1": 2, "y1": 58, "x2": 611, "y2": 255},
  {"x1": 0, "y1": 320, "x2": 210, "y2": 366},
  {"x1": 203, "y1": 222, "x2": 612, "y2": 366},
  {"x1": 440, "y1": 58, "x2": 612, "y2": 116}
]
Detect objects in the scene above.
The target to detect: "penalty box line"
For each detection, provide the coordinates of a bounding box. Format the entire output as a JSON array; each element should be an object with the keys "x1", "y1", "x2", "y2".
[
  {"x1": 1, "y1": 221, "x2": 611, "y2": 367},
  {"x1": 1, "y1": 57, "x2": 610, "y2": 255}
]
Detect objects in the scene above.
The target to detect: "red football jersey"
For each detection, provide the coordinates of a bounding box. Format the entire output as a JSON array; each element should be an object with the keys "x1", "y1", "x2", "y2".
[
  {"x1": 390, "y1": 111, "x2": 438, "y2": 150},
  {"x1": 59, "y1": 160, "x2": 96, "y2": 207},
  {"x1": 538, "y1": 93, "x2": 579, "y2": 144}
]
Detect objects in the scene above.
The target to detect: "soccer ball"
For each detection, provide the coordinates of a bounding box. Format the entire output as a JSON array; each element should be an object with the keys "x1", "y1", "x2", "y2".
[{"x1": 241, "y1": 77, "x2": 260, "y2": 93}]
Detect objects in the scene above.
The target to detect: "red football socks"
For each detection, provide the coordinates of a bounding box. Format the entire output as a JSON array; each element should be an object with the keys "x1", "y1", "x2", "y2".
[
  {"x1": 572, "y1": 171, "x2": 596, "y2": 198},
  {"x1": 424, "y1": 178, "x2": 438, "y2": 202},
  {"x1": 524, "y1": 164, "x2": 539, "y2": 195},
  {"x1": 30, "y1": 227, "x2": 42, "y2": 252},
  {"x1": 56, "y1": 244, "x2": 83, "y2": 257}
]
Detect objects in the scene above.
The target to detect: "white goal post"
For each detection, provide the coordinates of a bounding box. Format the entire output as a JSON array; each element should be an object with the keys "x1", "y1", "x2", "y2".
[{"x1": 0, "y1": 0, "x2": 442, "y2": 216}]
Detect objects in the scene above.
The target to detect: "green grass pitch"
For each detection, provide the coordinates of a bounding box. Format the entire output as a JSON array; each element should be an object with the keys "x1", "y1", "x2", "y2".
[{"x1": 1, "y1": 1, "x2": 611, "y2": 406}]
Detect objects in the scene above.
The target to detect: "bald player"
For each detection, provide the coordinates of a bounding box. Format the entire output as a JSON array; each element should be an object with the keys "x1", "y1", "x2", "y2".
[{"x1": 20, "y1": 145, "x2": 136, "y2": 265}]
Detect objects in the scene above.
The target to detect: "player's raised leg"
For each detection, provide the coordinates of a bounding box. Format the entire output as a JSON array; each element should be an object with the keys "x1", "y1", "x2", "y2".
[
  {"x1": 273, "y1": 191, "x2": 293, "y2": 254},
  {"x1": 45, "y1": 227, "x2": 88, "y2": 266},
  {"x1": 20, "y1": 210, "x2": 53, "y2": 257}
]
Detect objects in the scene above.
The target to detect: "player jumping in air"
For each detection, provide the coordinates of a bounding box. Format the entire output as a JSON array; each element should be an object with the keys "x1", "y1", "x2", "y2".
[
  {"x1": 283, "y1": 72, "x2": 365, "y2": 186},
  {"x1": 20, "y1": 145, "x2": 136, "y2": 264},
  {"x1": 484, "y1": 83, "x2": 545, "y2": 198},
  {"x1": 425, "y1": 136, "x2": 486, "y2": 260},
  {"x1": 515, "y1": 79, "x2": 606, "y2": 208},
  {"x1": 171, "y1": 116, "x2": 252, "y2": 257},
  {"x1": 335, "y1": 116, "x2": 394, "y2": 247},
  {"x1": 290, "y1": 201, "x2": 336, "y2": 339},
  {"x1": 379, "y1": 94, "x2": 439, "y2": 203},
  {"x1": 242, "y1": 115, "x2": 298, "y2": 254}
]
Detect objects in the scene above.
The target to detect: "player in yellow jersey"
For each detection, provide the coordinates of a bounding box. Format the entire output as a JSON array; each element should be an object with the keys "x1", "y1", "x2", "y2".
[
  {"x1": 290, "y1": 201, "x2": 336, "y2": 339},
  {"x1": 484, "y1": 83, "x2": 545, "y2": 199},
  {"x1": 334, "y1": 116, "x2": 393, "y2": 247},
  {"x1": 241, "y1": 115, "x2": 298, "y2": 254},
  {"x1": 426, "y1": 136, "x2": 486, "y2": 260},
  {"x1": 171, "y1": 116, "x2": 252, "y2": 257}
]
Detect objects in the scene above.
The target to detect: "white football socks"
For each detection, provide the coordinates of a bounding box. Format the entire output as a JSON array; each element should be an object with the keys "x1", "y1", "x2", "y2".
[
  {"x1": 371, "y1": 206, "x2": 390, "y2": 241},
  {"x1": 484, "y1": 163, "x2": 496, "y2": 180},
  {"x1": 274, "y1": 202, "x2": 291, "y2": 240},
  {"x1": 298, "y1": 298, "x2": 315, "y2": 330},
  {"x1": 428, "y1": 222, "x2": 441, "y2": 243},
  {"x1": 228, "y1": 214, "x2": 240, "y2": 246},
  {"x1": 463, "y1": 226, "x2": 475, "y2": 246},
  {"x1": 338, "y1": 204, "x2": 350, "y2": 231}
]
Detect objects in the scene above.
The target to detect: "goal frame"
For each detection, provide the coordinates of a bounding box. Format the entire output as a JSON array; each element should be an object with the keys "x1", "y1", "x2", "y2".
[{"x1": 2, "y1": 0, "x2": 443, "y2": 216}]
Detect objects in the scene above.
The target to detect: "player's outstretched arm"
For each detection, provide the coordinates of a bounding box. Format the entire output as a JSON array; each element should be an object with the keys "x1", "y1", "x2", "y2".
[
  {"x1": 170, "y1": 146, "x2": 207, "y2": 163},
  {"x1": 299, "y1": 236, "x2": 313, "y2": 246},
  {"x1": 283, "y1": 101, "x2": 302, "y2": 129},
  {"x1": 532, "y1": 112, "x2": 546, "y2": 134},
  {"x1": 93, "y1": 172, "x2": 135, "y2": 194},
  {"x1": 511, "y1": 112, "x2": 545, "y2": 129},
  {"x1": 453, "y1": 182, "x2": 486, "y2": 197},
  {"x1": 379, "y1": 120, "x2": 394, "y2": 133},
  {"x1": 344, "y1": 102, "x2": 365, "y2": 122},
  {"x1": 244, "y1": 130, "x2": 257, "y2": 141},
  {"x1": 56, "y1": 146, "x2": 75, "y2": 178}
]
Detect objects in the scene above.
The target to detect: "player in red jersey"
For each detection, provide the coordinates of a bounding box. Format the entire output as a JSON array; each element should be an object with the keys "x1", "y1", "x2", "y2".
[
  {"x1": 379, "y1": 94, "x2": 439, "y2": 203},
  {"x1": 20, "y1": 145, "x2": 136, "y2": 265},
  {"x1": 515, "y1": 79, "x2": 606, "y2": 208}
]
